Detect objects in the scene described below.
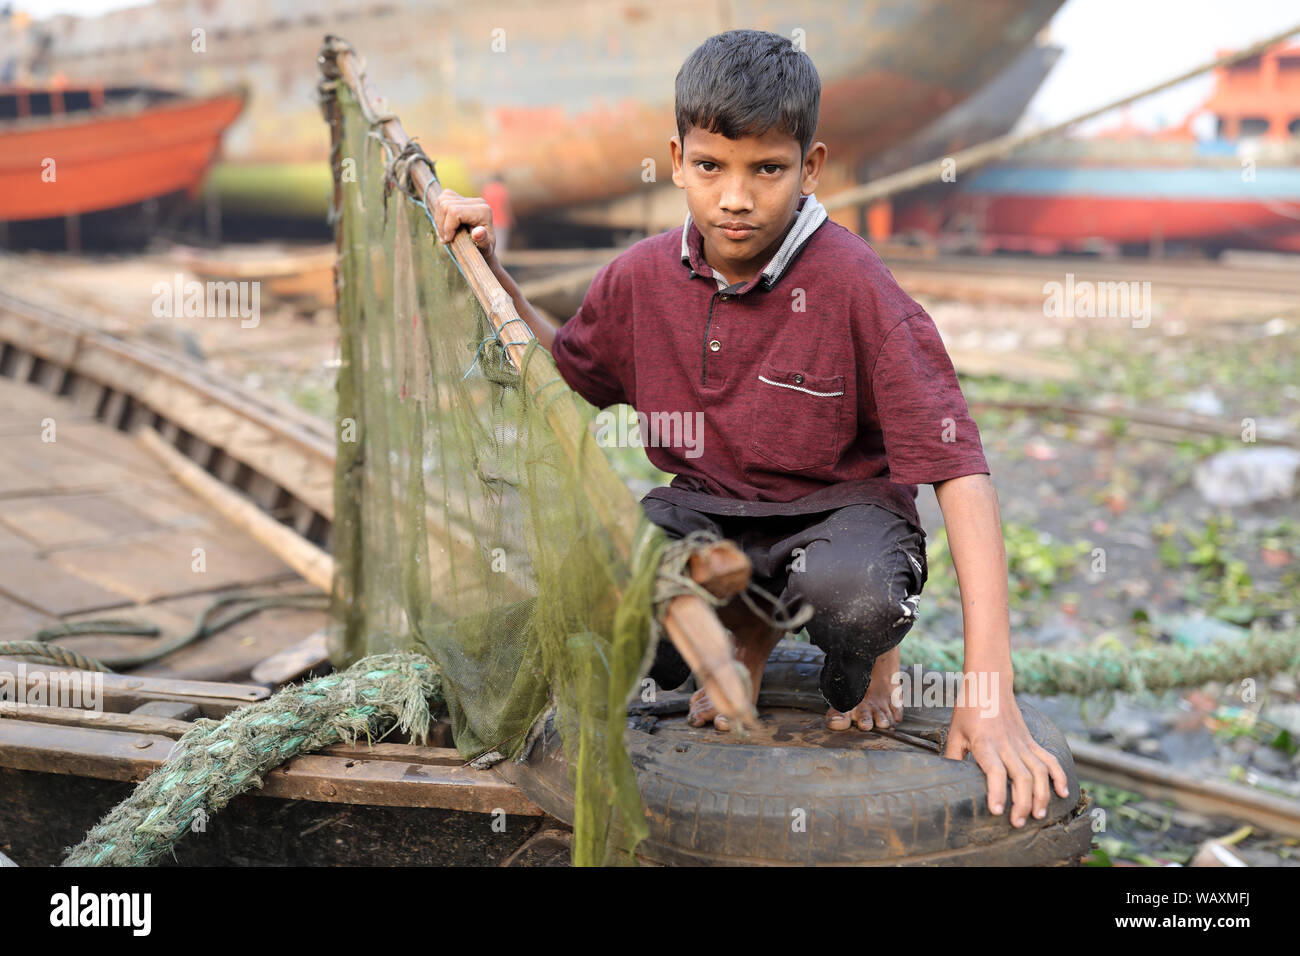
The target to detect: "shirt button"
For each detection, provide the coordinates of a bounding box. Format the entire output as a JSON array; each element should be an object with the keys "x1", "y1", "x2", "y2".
[
  {"x1": 793, "y1": 373, "x2": 804, "y2": 384},
  {"x1": 709, "y1": 340, "x2": 721, "y2": 352}
]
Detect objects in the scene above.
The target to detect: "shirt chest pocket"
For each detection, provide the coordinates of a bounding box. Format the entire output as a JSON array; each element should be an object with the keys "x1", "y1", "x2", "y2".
[{"x1": 749, "y1": 362, "x2": 845, "y2": 472}]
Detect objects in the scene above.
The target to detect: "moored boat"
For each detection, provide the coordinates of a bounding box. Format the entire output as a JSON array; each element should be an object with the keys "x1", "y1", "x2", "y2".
[
  {"x1": 891, "y1": 43, "x2": 1300, "y2": 255},
  {"x1": 0, "y1": 84, "x2": 245, "y2": 224}
]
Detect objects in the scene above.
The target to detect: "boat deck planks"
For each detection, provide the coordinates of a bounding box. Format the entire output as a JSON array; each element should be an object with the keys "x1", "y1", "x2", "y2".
[
  {"x1": 0, "y1": 370, "x2": 327, "y2": 680},
  {"x1": 0, "y1": 276, "x2": 550, "y2": 852}
]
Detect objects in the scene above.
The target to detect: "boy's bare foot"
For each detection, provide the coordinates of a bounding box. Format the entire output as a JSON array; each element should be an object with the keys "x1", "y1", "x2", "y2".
[
  {"x1": 826, "y1": 645, "x2": 903, "y2": 732},
  {"x1": 688, "y1": 602, "x2": 782, "y2": 731}
]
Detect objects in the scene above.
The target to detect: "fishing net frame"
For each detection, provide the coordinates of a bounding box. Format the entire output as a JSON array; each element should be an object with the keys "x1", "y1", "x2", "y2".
[{"x1": 316, "y1": 36, "x2": 752, "y2": 865}]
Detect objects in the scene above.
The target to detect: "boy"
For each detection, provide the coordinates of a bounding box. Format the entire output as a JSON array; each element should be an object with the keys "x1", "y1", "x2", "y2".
[{"x1": 434, "y1": 29, "x2": 1068, "y2": 829}]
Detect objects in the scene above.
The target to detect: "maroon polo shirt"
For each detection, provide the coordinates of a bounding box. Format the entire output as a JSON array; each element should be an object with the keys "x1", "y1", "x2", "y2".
[{"x1": 548, "y1": 194, "x2": 989, "y2": 532}]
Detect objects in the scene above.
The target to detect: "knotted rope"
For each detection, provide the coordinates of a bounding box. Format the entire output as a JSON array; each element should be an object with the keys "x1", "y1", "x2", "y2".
[{"x1": 651, "y1": 528, "x2": 814, "y2": 635}]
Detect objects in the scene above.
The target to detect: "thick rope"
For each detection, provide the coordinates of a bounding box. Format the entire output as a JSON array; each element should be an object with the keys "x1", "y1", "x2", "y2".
[
  {"x1": 62, "y1": 652, "x2": 442, "y2": 867},
  {"x1": 901, "y1": 627, "x2": 1300, "y2": 698},
  {"x1": 0, "y1": 642, "x2": 110, "y2": 673}
]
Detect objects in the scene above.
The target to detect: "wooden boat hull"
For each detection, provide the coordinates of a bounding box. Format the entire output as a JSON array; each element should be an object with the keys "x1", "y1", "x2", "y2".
[
  {"x1": 1, "y1": 769, "x2": 564, "y2": 867},
  {"x1": 891, "y1": 42, "x2": 1300, "y2": 254},
  {"x1": 0, "y1": 92, "x2": 245, "y2": 222},
  {"x1": 894, "y1": 164, "x2": 1300, "y2": 253}
]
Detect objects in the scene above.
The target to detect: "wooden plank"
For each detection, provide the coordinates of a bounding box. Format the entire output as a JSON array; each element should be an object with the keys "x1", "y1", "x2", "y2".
[
  {"x1": 0, "y1": 458, "x2": 50, "y2": 497},
  {"x1": 105, "y1": 479, "x2": 210, "y2": 529},
  {"x1": 48, "y1": 527, "x2": 295, "y2": 603},
  {"x1": 45, "y1": 585, "x2": 328, "y2": 685},
  {"x1": 0, "y1": 550, "x2": 134, "y2": 616},
  {"x1": 0, "y1": 314, "x2": 82, "y2": 367},
  {"x1": 0, "y1": 701, "x2": 193, "y2": 736},
  {"x1": 0, "y1": 658, "x2": 268, "y2": 717},
  {"x1": 137, "y1": 426, "x2": 332, "y2": 592},
  {"x1": 264, "y1": 754, "x2": 542, "y2": 814},
  {"x1": 58, "y1": 421, "x2": 176, "y2": 477},
  {"x1": 0, "y1": 500, "x2": 113, "y2": 549},
  {"x1": 1068, "y1": 736, "x2": 1300, "y2": 839},
  {"x1": 130, "y1": 603, "x2": 328, "y2": 684},
  {"x1": 13, "y1": 435, "x2": 136, "y2": 492},
  {"x1": 0, "y1": 593, "x2": 59, "y2": 641},
  {"x1": 0, "y1": 719, "x2": 167, "y2": 779},
  {"x1": 0, "y1": 490, "x2": 165, "y2": 550},
  {"x1": 250, "y1": 630, "x2": 330, "y2": 686},
  {"x1": 0, "y1": 701, "x2": 454, "y2": 752},
  {"x1": 0, "y1": 377, "x2": 94, "y2": 431},
  {"x1": 65, "y1": 376, "x2": 106, "y2": 419},
  {"x1": 131, "y1": 700, "x2": 200, "y2": 721},
  {"x1": 0, "y1": 719, "x2": 541, "y2": 815},
  {"x1": 0, "y1": 522, "x2": 32, "y2": 553}
]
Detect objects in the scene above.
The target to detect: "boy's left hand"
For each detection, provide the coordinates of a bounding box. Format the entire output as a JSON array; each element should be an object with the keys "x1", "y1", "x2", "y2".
[{"x1": 942, "y1": 683, "x2": 1071, "y2": 828}]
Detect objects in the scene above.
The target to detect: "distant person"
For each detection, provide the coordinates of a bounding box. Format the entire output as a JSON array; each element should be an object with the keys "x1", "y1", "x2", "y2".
[{"x1": 481, "y1": 174, "x2": 513, "y2": 254}]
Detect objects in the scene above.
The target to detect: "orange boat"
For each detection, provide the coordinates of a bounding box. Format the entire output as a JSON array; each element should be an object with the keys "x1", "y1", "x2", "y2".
[{"x1": 0, "y1": 85, "x2": 245, "y2": 223}]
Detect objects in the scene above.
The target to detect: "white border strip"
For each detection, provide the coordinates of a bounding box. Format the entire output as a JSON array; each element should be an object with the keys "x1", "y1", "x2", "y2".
[{"x1": 757, "y1": 374, "x2": 844, "y2": 398}]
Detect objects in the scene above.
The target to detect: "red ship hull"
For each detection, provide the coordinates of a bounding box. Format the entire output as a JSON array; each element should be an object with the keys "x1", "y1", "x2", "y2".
[{"x1": 0, "y1": 91, "x2": 245, "y2": 222}]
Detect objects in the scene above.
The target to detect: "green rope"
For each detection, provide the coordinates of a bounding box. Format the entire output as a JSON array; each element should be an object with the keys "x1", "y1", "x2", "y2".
[
  {"x1": 0, "y1": 589, "x2": 329, "y2": 672},
  {"x1": 36, "y1": 621, "x2": 160, "y2": 640},
  {"x1": 901, "y1": 627, "x2": 1300, "y2": 698},
  {"x1": 0, "y1": 642, "x2": 111, "y2": 673},
  {"x1": 62, "y1": 652, "x2": 442, "y2": 867}
]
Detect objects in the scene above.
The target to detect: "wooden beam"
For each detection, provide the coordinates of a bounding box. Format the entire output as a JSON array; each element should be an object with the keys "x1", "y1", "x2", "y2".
[
  {"x1": 136, "y1": 425, "x2": 333, "y2": 592},
  {"x1": 0, "y1": 718, "x2": 542, "y2": 815},
  {"x1": 1069, "y1": 736, "x2": 1300, "y2": 839},
  {"x1": 250, "y1": 630, "x2": 330, "y2": 686},
  {"x1": 1, "y1": 700, "x2": 456, "y2": 754},
  {"x1": 0, "y1": 657, "x2": 268, "y2": 718}
]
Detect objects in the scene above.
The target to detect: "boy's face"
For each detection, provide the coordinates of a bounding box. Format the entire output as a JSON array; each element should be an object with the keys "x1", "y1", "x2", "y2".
[{"x1": 670, "y1": 124, "x2": 826, "y2": 285}]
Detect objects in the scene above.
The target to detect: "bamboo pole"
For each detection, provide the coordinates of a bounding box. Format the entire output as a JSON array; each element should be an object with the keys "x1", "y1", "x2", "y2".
[{"x1": 317, "y1": 37, "x2": 756, "y2": 729}]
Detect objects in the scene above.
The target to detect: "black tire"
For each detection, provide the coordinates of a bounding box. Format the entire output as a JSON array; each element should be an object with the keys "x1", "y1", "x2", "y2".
[{"x1": 499, "y1": 640, "x2": 1094, "y2": 865}]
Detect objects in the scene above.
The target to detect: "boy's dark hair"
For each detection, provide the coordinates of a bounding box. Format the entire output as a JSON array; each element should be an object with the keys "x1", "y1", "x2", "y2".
[{"x1": 675, "y1": 30, "x2": 820, "y2": 162}]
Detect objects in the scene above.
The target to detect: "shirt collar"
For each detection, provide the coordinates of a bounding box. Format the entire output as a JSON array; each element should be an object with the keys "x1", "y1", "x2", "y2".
[{"x1": 680, "y1": 192, "x2": 828, "y2": 292}]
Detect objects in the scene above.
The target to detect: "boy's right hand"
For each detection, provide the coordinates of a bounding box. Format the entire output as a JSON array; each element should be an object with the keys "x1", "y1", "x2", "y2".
[{"x1": 432, "y1": 188, "x2": 497, "y2": 261}]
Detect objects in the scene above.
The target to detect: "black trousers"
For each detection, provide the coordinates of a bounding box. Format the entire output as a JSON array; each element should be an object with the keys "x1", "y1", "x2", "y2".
[{"x1": 642, "y1": 497, "x2": 928, "y2": 712}]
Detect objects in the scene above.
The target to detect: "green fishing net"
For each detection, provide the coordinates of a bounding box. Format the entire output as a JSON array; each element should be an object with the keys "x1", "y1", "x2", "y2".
[{"x1": 324, "y1": 81, "x2": 669, "y2": 866}]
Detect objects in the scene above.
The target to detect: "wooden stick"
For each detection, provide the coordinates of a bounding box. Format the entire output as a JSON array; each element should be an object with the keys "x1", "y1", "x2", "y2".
[
  {"x1": 1068, "y1": 736, "x2": 1300, "y2": 839},
  {"x1": 136, "y1": 425, "x2": 333, "y2": 592},
  {"x1": 250, "y1": 631, "x2": 330, "y2": 686}
]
